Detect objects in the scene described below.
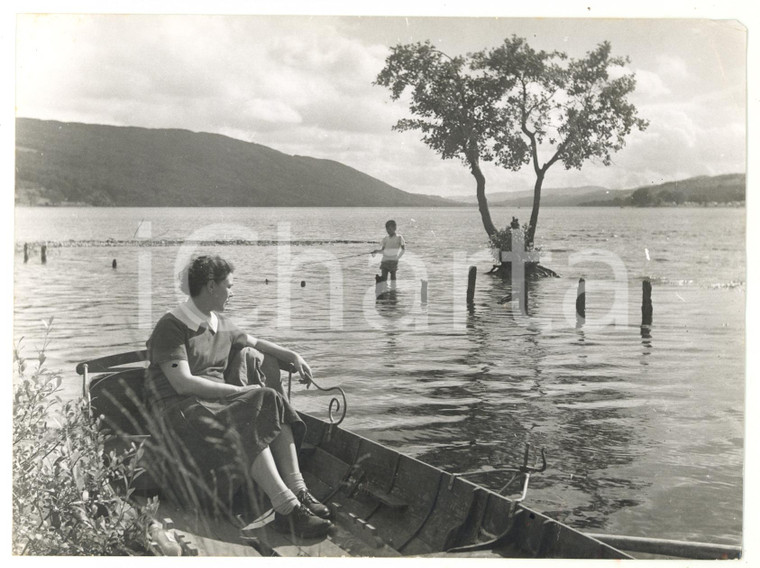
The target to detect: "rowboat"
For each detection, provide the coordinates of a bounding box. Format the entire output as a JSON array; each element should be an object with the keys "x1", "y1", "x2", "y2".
[{"x1": 77, "y1": 351, "x2": 742, "y2": 559}]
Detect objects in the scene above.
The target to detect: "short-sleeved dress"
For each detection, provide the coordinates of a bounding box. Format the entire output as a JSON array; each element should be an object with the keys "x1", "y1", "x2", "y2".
[{"x1": 144, "y1": 304, "x2": 305, "y2": 494}]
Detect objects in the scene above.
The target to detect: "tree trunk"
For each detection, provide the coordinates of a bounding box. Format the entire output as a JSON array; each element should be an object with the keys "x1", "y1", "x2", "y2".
[
  {"x1": 526, "y1": 172, "x2": 544, "y2": 248},
  {"x1": 470, "y1": 159, "x2": 497, "y2": 237}
]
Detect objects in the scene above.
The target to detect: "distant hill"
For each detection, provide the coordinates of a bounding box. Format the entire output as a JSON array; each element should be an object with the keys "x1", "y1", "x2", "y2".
[
  {"x1": 449, "y1": 186, "x2": 608, "y2": 206},
  {"x1": 450, "y1": 175, "x2": 745, "y2": 207},
  {"x1": 15, "y1": 118, "x2": 457, "y2": 207},
  {"x1": 451, "y1": 185, "x2": 596, "y2": 207},
  {"x1": 493, "y1": 186, "x2": 614, "y2": 207},
  {"x1": 577, "y1": 174, "x2": 746, "y2": 206}
]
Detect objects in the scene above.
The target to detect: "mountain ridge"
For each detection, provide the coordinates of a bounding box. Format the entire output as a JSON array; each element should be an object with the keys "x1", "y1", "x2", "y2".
[
  {"x1": 15, "y1": 118, "x2": 745, "y2": 208},
  {"x1": 449, "y1": 176, "x2": 744, "y2": 207},
  {"x1": 577, "y1": 173, "x2": 745, "y2": 206},
  {"x1": 15, "y1": 118, "x2": 457, "y2": 207}
]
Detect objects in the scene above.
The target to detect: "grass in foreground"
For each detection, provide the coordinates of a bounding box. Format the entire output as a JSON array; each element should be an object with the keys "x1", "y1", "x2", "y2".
[{"x1": 12, "y1": 321, "x2": 158, "y2": 555}]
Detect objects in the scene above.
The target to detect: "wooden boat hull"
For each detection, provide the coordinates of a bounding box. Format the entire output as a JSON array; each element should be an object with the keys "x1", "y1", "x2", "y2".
[
  {"x1": 295, "y1": 411, "x2": 628, "y2": 558},
  {"x1": 83, "y1": 361, "x2": 630, "y2": 558}
]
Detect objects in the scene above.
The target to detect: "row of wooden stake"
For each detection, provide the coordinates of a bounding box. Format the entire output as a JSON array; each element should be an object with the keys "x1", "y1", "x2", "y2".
[
  {"x1": 22, "y1": 243, "x2": 121, "y2": 269},
  {"x1": 575, "y1": 276, "x2": 653, "y2": 325},
  {"x1": 23, "y1": 243, "x2": 46, "y2": 264},
  {"x1": 25, "y1": 248, "x2": 654, "y2": 326},
  {"x1": 463, "y1": 266, "x2": 653, "y2": 325}
]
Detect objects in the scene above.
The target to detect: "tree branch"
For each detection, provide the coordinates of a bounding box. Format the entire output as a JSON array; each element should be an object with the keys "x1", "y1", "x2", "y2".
[
  {"x1": 543, "y1": 148, "x2": 563, "y2": 172},
  {"x1": 519, "y1": 79, "x2": 543, "y2": 177}
]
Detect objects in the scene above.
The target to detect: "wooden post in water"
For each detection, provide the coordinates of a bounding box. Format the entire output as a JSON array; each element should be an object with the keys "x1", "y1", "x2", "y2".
[
  {"x1": 41, "y1": 244, "x2": 47, "y2": 264},
  {"x1": 23, "y1": 243, "x2": 29, "y2": 263},
  {"x1": 112, "y1": 259, "x2": 117, "y2": 269},
  {"x1": 576, "y1": 278, "x2": 586, "y2": 323},
  {"x1": 466, "y1": 266, "x2": 477, "y2": 305},
  {"x1": 420, "y1": 279, "x2": 428, "y2": 304},
  {"x1": 641, "y1": 279, "x2": 653, "y2": 326}
]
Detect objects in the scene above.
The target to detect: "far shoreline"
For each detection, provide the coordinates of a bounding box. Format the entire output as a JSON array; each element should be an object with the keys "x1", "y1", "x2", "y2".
[{"x1": 13, "y1": 202, "x2": 746, "y2": 209}]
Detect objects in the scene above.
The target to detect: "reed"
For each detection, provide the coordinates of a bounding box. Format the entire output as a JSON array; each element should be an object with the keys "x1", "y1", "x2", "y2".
[{"x1": 12, "y1": 322, "x2": 158, "y2": 555}]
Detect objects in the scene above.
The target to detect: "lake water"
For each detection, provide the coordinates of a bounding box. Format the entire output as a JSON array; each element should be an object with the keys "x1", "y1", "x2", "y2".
[{"x1": 13, "y1": 205, "x2": 745, "y2": 546}]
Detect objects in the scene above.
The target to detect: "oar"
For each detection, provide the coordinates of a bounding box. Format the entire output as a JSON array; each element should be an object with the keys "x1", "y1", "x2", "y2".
[{"x1": 585, "y1": 533, "x2": 741, "y2": 560}]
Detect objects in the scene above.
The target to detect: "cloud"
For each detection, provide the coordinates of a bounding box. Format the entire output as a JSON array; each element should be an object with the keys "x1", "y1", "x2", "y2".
[
  {"x1": 630, "y1": 54, "x2": 694, "y2": 102},
  {"x1": 595, "y1": 97, "x2": 745, "y2": 188},
  {"x1": 241, "y1": 99, "x2": 303, "y2": 126},
  {"x1": 17, "y1": 16, "x2": 392, "y2": 132},
  {"x1": 632, "y1": 69, "x2": 672, "y2": 99},
  {"x1": 655, "y1": 54, "x2": 690, "y2": 81},
  {"x1": 14, "y1": 15, "x2": 747, "y2": 197}
]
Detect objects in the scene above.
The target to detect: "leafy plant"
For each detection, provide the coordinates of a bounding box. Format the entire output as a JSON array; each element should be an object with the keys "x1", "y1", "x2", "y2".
[
  {"x1": 487, "y1": 219, "x2": 538, "y2": 260},
  {"x1": 12, "y1": 320, "x2": 158, "y2": 555},
  {"x1": 489, "y1": 224, "x2": 530, "y2": 253}
]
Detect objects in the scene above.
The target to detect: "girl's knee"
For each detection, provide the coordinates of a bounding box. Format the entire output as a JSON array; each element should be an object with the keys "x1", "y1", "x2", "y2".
[
  {"x1": 259, "y1": 386, "x2": 279, "y2": 399},
  {"x1": 261, "y1": 355, "x2": 284, "y2": 390},
  {"x1": 261, "y1": 353, "x2": 280, "y2": 375}
]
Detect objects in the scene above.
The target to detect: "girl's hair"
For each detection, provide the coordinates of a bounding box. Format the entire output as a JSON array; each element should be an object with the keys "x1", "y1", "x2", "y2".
[
  {"x1": 180, "y1": 255, "x2": 235, "y2": 297},
  {"x1": 385, "y1": 219, "x2": 396, "y2": 229}
]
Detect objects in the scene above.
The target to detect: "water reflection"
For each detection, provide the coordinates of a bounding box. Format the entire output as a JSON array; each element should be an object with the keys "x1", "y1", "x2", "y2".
[
  {"x1": 500, "y1": 277, "x2": 534, "y2": 318},
  {"x1": 374, "y1": 290, "x2": 400, "y2": 314},
  {"x1": 382, "y1": 330, "x2": 400, "y2": 370},
  {"x1": 574, "y1": 328, "x2": 588, "y2": 366},
  {"x1": 378, "y1": 276, "x2": 648, "y2": 531},
  {"x1": 13, "y1": 207, "x2": 746, "y2": 544},
  {"x1": 543, "y1": 395, "x2": 645, "y2": 528},
  {"x1": 640, "y1": 324, "x2": 653, "y2": 364}
]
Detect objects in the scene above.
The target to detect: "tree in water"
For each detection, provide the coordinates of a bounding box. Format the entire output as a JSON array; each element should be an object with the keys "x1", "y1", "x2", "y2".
[
  {"x1": 375, "y1": 42, "x2": 500, "y2": 236},
  {"x1": 376, "y1": 37, "x2": 648, "y2": 277}
]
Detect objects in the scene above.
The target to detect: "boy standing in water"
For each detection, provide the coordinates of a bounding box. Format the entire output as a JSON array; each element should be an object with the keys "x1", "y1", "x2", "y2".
[{"x1": 372, "y1": 219, "x2": 406, "y2": 288}]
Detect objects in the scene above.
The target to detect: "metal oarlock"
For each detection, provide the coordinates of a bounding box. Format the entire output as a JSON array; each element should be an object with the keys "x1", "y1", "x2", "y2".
[
  {"x1": 499, "y1": 443, "x2": 547, "y2": 501},
  {"x1": 449, "y1": 443, "x2": 546, "y2": 502},
  {"x1": 287, "y1": 366, "x2": 347, "y2": 426}
]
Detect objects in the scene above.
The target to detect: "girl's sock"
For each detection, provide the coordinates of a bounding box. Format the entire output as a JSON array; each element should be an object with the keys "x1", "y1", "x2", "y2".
[
  {"x1": 270, "y1": 488, "x2": 299, "y2": 515},
  {"x1": 283, "y1": 471, "x2": 308, "y2": 495}
]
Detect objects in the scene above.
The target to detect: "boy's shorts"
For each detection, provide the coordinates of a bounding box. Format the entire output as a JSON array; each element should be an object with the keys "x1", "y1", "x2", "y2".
[{"x1": 380, "y1": 259, "x2": 399, "y2": 272}]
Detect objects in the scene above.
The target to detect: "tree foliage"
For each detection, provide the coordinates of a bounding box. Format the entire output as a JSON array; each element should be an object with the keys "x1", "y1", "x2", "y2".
[
  {"x1": 376, "y1": 36, "x2": 648, "y2": 249},
  {"x1": 376, "y1": 41, "x2": 502, "y2": 235}
]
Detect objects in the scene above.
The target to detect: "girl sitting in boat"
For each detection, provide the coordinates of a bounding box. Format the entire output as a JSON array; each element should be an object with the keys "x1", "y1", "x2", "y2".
[{"x1": 144, "y1": 254, "x2": 332, "y2": 539}]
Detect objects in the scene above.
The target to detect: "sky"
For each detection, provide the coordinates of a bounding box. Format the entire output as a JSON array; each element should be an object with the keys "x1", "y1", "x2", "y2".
[{"x1": 11, "y1": 3, "x2": 751, "y2": 198}]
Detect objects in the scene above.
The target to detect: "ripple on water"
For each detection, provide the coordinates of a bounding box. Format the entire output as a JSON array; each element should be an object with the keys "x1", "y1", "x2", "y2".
[{"x1": 13, "y1": 206, "x2": 745, "y2": 546}]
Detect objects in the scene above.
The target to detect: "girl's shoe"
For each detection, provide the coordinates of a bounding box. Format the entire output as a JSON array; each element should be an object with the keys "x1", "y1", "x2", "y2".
[
  {"x1": 272, "y1": 504, "x2": 332, "y2": 539},
  {"x1": 296, "y1": 489, "x2": 332, "y2": 519}
]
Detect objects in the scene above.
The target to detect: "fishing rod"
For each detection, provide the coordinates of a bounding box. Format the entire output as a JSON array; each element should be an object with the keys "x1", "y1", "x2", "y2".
[
  {"x1": 334, "y1": 251, "x2": 374, "y2": 260},
  {"x1": 133, "y1": 219, "x2": 145, "y2": 238},
  {"x1": 259, "y1": 251, "x2": 373, "y2": 285}
]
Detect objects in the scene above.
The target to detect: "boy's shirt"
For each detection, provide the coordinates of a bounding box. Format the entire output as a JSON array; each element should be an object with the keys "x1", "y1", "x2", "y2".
[{"x1": 381, "y1": 234, "x2": 405, "y2": 260}]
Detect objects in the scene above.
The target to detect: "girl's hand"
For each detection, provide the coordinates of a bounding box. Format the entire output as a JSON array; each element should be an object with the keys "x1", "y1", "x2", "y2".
[{"x1": 292, "y1": 354, "x2": 313, "y2": 386}]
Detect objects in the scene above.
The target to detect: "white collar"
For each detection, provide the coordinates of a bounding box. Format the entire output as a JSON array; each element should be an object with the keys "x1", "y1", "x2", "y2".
[{"x1": 171, "y1": 299, "x2": 218, "y2": 333}]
